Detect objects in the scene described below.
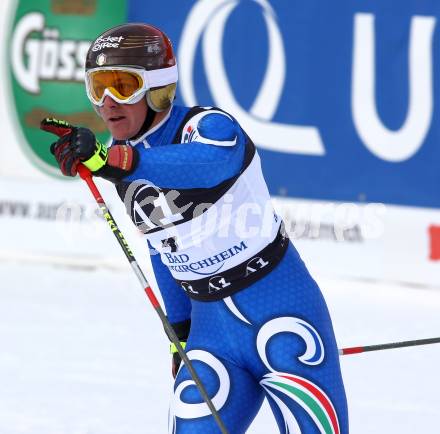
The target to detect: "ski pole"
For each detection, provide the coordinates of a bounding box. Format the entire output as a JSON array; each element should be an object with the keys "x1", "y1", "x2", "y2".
[
  {"x1": 339, "y1": 336, "x2": 440, "y2": 356},
  {"x1": 77, "y1": 165, "x2": 229, "y2": 434}
]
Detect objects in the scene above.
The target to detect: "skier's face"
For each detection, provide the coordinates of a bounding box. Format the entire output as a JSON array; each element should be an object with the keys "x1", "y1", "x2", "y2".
[{"x1": 98, "y1": 96, "x2": 148, "y2": 140}]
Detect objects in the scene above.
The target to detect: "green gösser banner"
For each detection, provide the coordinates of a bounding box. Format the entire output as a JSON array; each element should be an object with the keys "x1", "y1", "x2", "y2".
[{"x1": 8, "y1": 0, "x2": 126, "y2": 176}]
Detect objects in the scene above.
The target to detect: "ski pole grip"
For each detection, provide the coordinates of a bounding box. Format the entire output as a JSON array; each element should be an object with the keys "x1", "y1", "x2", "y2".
[{"x1": 78, "y1": 164, "x2": 92, "y2": 180}]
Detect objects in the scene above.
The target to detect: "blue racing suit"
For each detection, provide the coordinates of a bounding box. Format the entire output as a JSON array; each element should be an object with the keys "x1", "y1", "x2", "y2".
[{"x1": 115, "y1": 104, "x2": 348, "y2": 433}]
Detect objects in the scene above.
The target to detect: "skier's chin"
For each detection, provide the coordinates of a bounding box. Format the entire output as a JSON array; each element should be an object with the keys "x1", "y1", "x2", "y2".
[{"x1": 107, "y1": 118, "x2": 131, "y2": 140}]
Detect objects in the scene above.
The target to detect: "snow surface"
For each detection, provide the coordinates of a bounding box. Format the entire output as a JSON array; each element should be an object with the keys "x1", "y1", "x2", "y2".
[{"x1": 0, "y1": 260, "x2": 439, "y2": 434}]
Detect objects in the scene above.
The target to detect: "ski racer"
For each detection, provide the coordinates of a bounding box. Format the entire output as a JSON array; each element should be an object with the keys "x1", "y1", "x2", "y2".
[{"x1": 41, "y1": 23, "x2": 349, "y2": 434}]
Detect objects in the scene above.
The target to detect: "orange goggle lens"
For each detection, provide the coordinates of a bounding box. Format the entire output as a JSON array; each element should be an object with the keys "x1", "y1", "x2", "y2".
[{"x1": 88, "y1": 70, "x2": 144, "y2": 103}]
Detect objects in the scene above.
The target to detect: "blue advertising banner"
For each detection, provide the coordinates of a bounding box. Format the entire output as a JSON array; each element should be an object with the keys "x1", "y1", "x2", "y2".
[{"x1": 128, "y1": 0, "x2": 440, "y2": 208}]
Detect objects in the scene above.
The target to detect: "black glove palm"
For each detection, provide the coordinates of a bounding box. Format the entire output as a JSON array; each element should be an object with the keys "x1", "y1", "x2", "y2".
[
  {"x1": 40, "y1": 118, "x2": 106, "y2": 177},
  {"x1": 40, "y1": 118, "x2": 137, "y2": 181},
  {"x1": 167, "y1": 319, "x2": 191, "y2": 379}
]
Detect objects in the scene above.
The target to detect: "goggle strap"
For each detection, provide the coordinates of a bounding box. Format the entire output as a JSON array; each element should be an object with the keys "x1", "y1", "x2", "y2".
[{"x1": 145, "y1": 64, "x2": 178, "y2": 88}]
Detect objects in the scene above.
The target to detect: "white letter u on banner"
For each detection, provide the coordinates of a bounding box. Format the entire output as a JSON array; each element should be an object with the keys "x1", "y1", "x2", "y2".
[{"x1": 352, "y1": 13, "x2": 436, "y2": 162}]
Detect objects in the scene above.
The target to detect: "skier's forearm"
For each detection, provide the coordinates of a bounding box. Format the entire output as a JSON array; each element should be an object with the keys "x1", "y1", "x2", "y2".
[{"x1": 149, "y1": 243, "x2": 191, "y2": 324}]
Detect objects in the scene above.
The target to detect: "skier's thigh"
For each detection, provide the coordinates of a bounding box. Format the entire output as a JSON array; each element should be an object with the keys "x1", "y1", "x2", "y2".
[{"x1": 170, "y1": 352, "x2": 264, "y2": 434}]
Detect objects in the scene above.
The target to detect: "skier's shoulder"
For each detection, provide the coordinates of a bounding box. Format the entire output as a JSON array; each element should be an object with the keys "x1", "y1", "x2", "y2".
[{"x1": 177, "y1": 105, "x2": 240, "y2": 147}]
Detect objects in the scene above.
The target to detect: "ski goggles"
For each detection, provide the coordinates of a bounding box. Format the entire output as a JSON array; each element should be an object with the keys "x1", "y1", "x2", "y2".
[{"x1": 85, "y1": 65, "x2": 178, "y2": 106}]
